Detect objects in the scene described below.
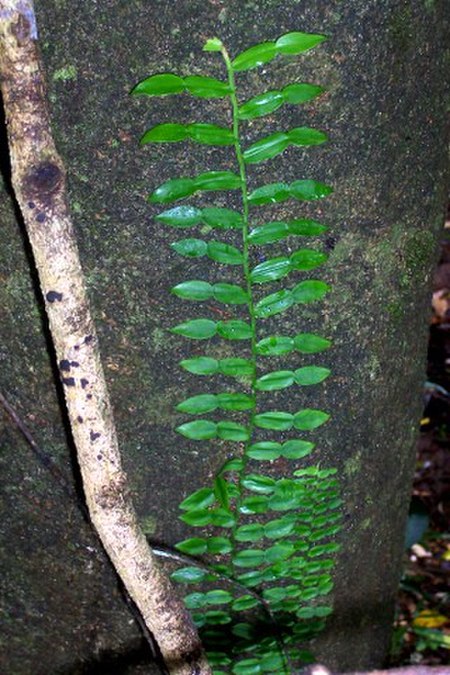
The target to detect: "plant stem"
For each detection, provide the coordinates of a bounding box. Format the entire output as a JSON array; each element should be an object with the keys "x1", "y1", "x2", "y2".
[
  {"x1": 0, "y1": 2, "x2": 210, "y2": 673},
  {"x1": 221, "y1": 45, "x2": 290, "y2": 675}
]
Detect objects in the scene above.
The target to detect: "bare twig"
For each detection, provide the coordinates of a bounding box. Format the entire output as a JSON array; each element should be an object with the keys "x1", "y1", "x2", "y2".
[
  {"x1": 0, "y1": 2, "x2": 210, "y2": 673},
  {"x1": 306, "y1": 666, "x2": 450, "y2": 675}
]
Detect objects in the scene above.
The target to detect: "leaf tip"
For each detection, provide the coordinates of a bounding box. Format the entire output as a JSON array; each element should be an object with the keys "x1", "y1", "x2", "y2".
[{"x1": 203, "y1": 37, "x2": 223, "y2": 52}]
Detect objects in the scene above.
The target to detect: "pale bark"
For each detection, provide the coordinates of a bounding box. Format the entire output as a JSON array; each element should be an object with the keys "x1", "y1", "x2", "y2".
[
  {"x1": 307, "y1": 666, "x2": 450, "y2": 675},
  {"x1": 0, "y1": 2, "x2": 210, "y2": 673}
]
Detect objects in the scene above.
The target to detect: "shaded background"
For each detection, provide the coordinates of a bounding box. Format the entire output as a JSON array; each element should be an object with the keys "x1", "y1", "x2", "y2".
[{"x1": 0, "y1": 1, "x2": 449, "y2": 672}]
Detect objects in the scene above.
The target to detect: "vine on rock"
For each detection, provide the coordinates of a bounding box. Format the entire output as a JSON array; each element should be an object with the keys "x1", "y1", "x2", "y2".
[{"x1": 133, "y1": 31, "x2": 342, "y2": 674}]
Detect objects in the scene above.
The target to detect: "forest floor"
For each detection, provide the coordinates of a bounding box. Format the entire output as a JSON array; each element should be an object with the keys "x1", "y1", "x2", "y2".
[{"x1": 390, "y1": 217, "x2": 450, "y2": 667}]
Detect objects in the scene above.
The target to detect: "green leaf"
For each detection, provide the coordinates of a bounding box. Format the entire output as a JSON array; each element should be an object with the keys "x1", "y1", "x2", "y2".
[
  {"x1": 281, "y1": 439, "x2": 315, "y2": 459},
  {"x1": 288, "y1": 218, "x2": 328, "y2": 236},
  {"x1": 255, "y1": 289, "x2": 294, "y2": 318},
  {"x1": 179, "y1": 487, "x2": 215, "y2": 510},
  {"x1": 201, "y1": 207, "x2": 243, "y2": 229},
  {"x1": 302, "y1": 132, "x2": 333, "y2": 158},
  {"x1": 207, "y1": 537, "x2": 232, "y2": 554},
  {"x1": 212, "y1": 283, "x2": 248, "y2": 305},
  {"x1": 175, "y1": 537, "x2": 208, "y2": 555},
  {"x1": 203, "y1": 37, "x2": 223, "y2": 52},
  {"x1": 248, "y1": 182, "x2": 290, "y2": 205},
  {"x1": 246, "y1": 441, "x2": 281, "y2": 460},
  {"x1": 265, "y1": 542, "x2": 295, "y2": 563},
  {"x1": 293, "y1": 366, "x2": 331, "y2": 385},
  {"x1": 290, "y1": 248, "x2": 327, "y2": 270},
  {"x1": 217, "y1": 320, "x2": 252, "y2": 340},
  {"x1": 216, "y1": 421, "x2": 249, "y2": 441},
  {"x1": 256, "y1": 335, "x2": 294, "y2": 355},
  {"x1": 293, "y1": 409, "x2": 330, "y2": 430},
  {"x1": 156, "y1": 205, "x2": 202, "y2": 227},
  {"x1": 176, "y1": 419, "x2": 217, "y2": 439},
  {"x1": 131, "y1": 73, "x2": 185, "y2": 96},
  {"x1": 141, "y1": 123, "x2": 188, "y2": 144},
  {"x1": 149, "y1": 177, "x2": 196, "y2": 203},
  {"x1": 170, "y1": 566, "x2": 210, "y2": 583},
  {"x1": 194, "y1": 170, "x2": 241, "y2": 191},
  {"x1": 248, "y1": 221, "x2": 290, "y2": 245},
  {"x1": 262, "y1": 588, "x2": 288, "y2": 605},
  {"x1": 207, "y1": 241, "x2": 243, "y2": 264},
  {"x1": 206, "y1": 589, "x2": 233, "y2": 605},
  {"x1": 242, "y1": 474, "x2": 276, "y2": 494},
  {"x1": 238, "y1": 90, "x2": 285, "y2": 119},
  {"x1": 250, "y1": 256, "x2": 291, "y2": 283},
  {"x1": 214, "y1": 475, "x2": 230, "y2": 509},
  {"x1": 239, "y1": 496, "x2": 269, "y2": 514},
  {"x1": 254, "y1": 411, "x2": 293, "y2": 431},
  {"x1": 209, "y1": 508, "x2": 236, "y2": 528},
  {"x1": 172, "y1": 319, "x2": 217, "y2": 339},
  {"x1": 290, "y1": 179, "x2": 333, "y2": 200},
  {"x1": 184, "y1": 74, "x2": 230, "y2": 98},
  {"x1": 232, "y1": 41, "x2": 277, "y2": 71},
  {"x1": 171, "y1": 238, "x2": 207, "y2": 257},
  {"x1": 188, "y1": 123, "x2": 234, "y2": 146},
  {"x1": 293, "y1": 332, "x2": 331, "y2": 353},
  {"x1": 255, "y1": 370, "x2": 294, "y2": 391},
  {"x1": 232, "y1": 595, "x2": 260, "y2": 611},
  {"x1": 180, "y1": 356, "x2": 219, "y2": 375},
  {"x1": 176, "y1": 394, "x2": 218, "y2": 414},
  {"x1": 171, "y1": 280, "x2": 212, "y2": 301},
  {"x1": 275, "y1": 31, "x2": 326, "y2": 55},
  {"x1": 243, "y1": 131, "x2": 289, "y2": 164},
  {"x1": 235, "y1": 523, "x2": 265, "y2": 542},
  {"x1": 244, "y1": 128, "x2": 326, "y2": 164},
  {"x1": 218, "y1": 358, "x2": 254, "y2": 377},
  {"x1": 232, "y1": 659, "x2": 262, "y2": 675},
  {"x1": 264, "y1": 518, "x2": 295, "y2": 539},
  {"x1": 216, "y1": 393, "x2": 255, "y2": 411},
  {"x1": 180, "y1": 509, "x2": 212, "y2": 526},
  {"x1": 292, "y1": 279, "x2": 330, "y2": 303},
  {"x1": 220, "y1": 457, "x2": 244, "y2": 472},
  {"x1": 283, "y1": 82, "x2": 325, "y2": 104},
  {"x1": 184, "y1": 592, "x2": 208, "y2": 609},
  {"x1": 232, "y1": 548, "x2": 266, "y2": 567}
]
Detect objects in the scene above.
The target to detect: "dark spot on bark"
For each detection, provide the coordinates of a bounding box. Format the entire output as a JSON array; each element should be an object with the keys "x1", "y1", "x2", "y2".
[
  {"x1": 23, "y1": 161, "x2": 62, "y2": 206},
  {"x1": 36, "y1": 212, "x2": 46, "y2": 223},
  {"x1": 62, "y1": 377, "x2": 76, "y2": 387},
  {"x1": 97, "y1": 454, "x2": 103, "y2": 461},
  {"x1": 80, "y1": 378, "x2": 89, "y2": 389},
  {"x1": 70, "y1": 361, "x2": 80, "y2": 368},
  {"x1": 74, "y1": 344, "x2": 80, "y2": 351},
  {"x1": 97, "y1": 475, "x2": 128, "y2": 509},
  {"x1": 59, "y1": 359, "x2": 71, "y2": 372},
  {"x1": 84, "y1": 335, "x2": 93, "y2": 344},
  {"x1": 28, "y1": 202, "x2": 35, "y2": 209},
  {"x1": 77, "y1": 416, "x2": 83, "y2": 423},
  {"x1": 46, "y1": 290, "x2": 63, "y2": 303},
  {"x1": 325, "y1": 236, "x2": 337, "y2": 252},
  {"x1": 90, "y1": 431, "x2": 101, "y2": 442},
  {"x1": 86, "y1": 394, "x2": 92, "y2": 400}
]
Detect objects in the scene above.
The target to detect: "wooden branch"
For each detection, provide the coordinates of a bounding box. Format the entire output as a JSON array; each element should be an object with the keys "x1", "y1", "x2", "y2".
[
  {"x1": 306, "y1": 666, "x2": 450, "y2": 675},
  {"x1": 0, "y1": 2, "x2": 210, "y2": 673}
]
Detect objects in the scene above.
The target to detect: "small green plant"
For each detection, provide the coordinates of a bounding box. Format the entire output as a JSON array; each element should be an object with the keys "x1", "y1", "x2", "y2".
[{"x1": 133, "y1": 31, "x2": 341, "y2": 674}]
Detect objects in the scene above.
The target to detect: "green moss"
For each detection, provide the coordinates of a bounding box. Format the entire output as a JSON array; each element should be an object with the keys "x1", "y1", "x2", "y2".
[
  {"x1": 360, "y1": 517, "x2": 372, "y2": 531},
  {"x1": 140, "y1": 515, "x2": 157, "y2": 536},
  {"x1": 52, "y1": 65, "x2": 78, "y2": 81},
  {"x1": 389, "y1": 8, "x2": 413, "y2": 52},
  {"x1": 344, "y1": 452, "x2": 362, "y2": 477}
]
